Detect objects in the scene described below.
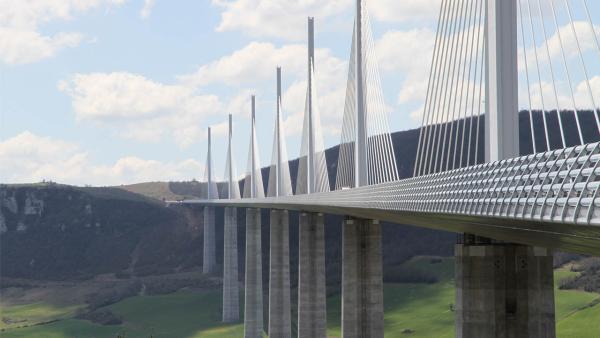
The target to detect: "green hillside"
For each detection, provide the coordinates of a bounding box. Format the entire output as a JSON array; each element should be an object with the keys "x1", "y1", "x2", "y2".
[{"x1": 2, "y1": 257, "x2": 598, "y2": 338}]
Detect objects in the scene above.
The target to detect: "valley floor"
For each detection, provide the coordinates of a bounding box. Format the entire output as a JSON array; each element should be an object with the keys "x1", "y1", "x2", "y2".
[{"x1": 1, "y1": 257, "x2": 598, "y2": 338}]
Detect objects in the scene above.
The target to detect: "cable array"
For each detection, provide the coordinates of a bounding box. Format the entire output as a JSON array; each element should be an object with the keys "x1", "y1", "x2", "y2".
[
  {"x1": 517, "y1": 0, "x2": 599, "y2": 151},
  {"x1": 296, "y1": 62, "x2": 331, "y2": 194},
  {"x1": 335, "y1": 1, "x2": 399, "y2": 189},
  {"x1": 415, "y1": 0, "x2": 600, "y2": 177},
  {"x1": 267, "y1": 78, "x2": 293, "y2": 197},
  {"x1": 415, "y1": 0, "x2": 486, "y2": 176}
]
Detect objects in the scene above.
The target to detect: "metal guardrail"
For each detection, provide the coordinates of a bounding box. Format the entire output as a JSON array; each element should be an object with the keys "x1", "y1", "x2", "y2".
[{"x1": 196, "y1": 142, "x2": 600, "y2": 225}]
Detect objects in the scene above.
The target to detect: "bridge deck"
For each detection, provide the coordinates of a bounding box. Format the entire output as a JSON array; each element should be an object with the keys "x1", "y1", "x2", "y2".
[{"x1": 172, "y1": 143, "x2": 600, "y2": 256}]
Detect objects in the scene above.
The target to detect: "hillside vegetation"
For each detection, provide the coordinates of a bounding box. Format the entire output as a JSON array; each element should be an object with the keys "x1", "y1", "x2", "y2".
[{"x1": 1, "y1": 257, "x2": 598, "y2": 338}]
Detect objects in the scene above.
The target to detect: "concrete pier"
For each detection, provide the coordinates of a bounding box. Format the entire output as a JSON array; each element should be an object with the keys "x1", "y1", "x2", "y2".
[
  {"x1": 223, "y1": 207, "x2": 239, "y2": 323},
  {"x1": 455, "y1": 237, "x2": 555, "y2": 338},
  {"x1": 268, "y1": 209, "x2": 291, "y2": 338},
  {"x1": 342, "y1": 218, "x2": 384, "y2": 338},
  {"x1": 244, "y1": 208, "x2": 263, "y2": 338},
  {"x1": 203, "y1": 206, "x2": 216, "y2": 274},
  {"x1": 298, "y1": 212, "x2": 327, "y2": 338}
]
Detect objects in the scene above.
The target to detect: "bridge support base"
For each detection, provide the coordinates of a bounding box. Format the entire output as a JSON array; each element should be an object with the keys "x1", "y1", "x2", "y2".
[
  {"x1": 268, "y1": 209, "x2": 292, "y2": 338},
  {"x1": 203, "y1": 206, "x2": 216, "y2": 274},
  {"x1": 244, "y1": 208, "x2": 263, "y2": 338},
  {"x1": 223, "y1": 207, "x2": 239, "y2": 323},
  {"x1": 455, "y1": 237, "x2": 555, "y2": 338},
  {"x1": 342, "y1": 218, "x2": 384, "y2": 338},
  {"x1": 298, "y1": 212, "x2": 327, "y2": 338}
]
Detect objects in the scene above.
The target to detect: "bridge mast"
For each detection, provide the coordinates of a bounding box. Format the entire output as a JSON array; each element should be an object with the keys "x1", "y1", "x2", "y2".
[
  {"x1": 355, "y1": 0, "x2": 367, "y2": 187},
  {"x1": 207, "y1": 127, "x2": 213, "y2": 198},
  {"x1": 485, "y1": 0, "x2": 519, "y2": 161},
  {"x1": 276, "y1": 67, "x2": 283, "y2": 196},
  {"x1": 251, "y1": 95, "x2": 257, "y2": 198},
  {"x1": 227, "y1": 115, "x2": 234, "y2": 198},
  {"x1": 308, "y1": 17, "x2": 316, "y2": 193}
]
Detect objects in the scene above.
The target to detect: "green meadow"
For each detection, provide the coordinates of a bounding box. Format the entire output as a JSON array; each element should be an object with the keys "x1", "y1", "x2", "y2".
[{"x1": 1, "y1": 257, "x2": 598, "y2": 338}]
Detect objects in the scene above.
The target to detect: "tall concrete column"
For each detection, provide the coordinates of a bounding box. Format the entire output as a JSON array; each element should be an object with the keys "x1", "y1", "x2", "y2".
[
  {"x1": 223, "y1": 206, "x2": 240, "y2": 323},
  {"x1": 342, "y1": 218, "x2": 384, "y2": 338},
  {"x1": 298, "y1": 212, "x2": 327, "y2": 338},
  {"x1": 203, "y1": 206, "x2": 216, "y2": 274},
  {"x1": 244, "y1": 208, "x2": 263, "y2": 338},
  {"x1": 455, "y1": 237, "x2": 555, "y2": 338},
  {"x1": 268, "y1": 209, "x2": 291, "y2": 338}
]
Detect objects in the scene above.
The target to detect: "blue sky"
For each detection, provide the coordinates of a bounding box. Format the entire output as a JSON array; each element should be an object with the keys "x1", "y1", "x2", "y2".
[{"x1": 1, "y1": 0, "x2": 599, "y2": 186}]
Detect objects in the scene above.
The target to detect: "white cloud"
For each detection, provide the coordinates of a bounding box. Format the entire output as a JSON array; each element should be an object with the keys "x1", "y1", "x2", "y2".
[
  {"x1": 140, "y1": 0, "x2": 156, "y2": 18},
  {"x1": 212, "y1": 0, "x2": 349, "y2": 40},
  {"x1": 0, "y1": 131, "x2": 203, "y2": 185},
  {"x1": 369, "y1": 0, "x2": 441, "y2": 23},
  {"x1": 520, "y1": 21, "x2": 600, "y2": 72},
  {"x1": 574, "y1": 76, "x2": 600, "y2": 109},
  {"x1": 520, "y1": 76, "x2": 600, "y2": 111},
  {"x1": 59, "y1": 72, "x2": 222, "y2": 147},
  {"x1": 376, "y1": 29, "x2": 435, "y2": 74},
  {"x1": 0, "y1": 0, "x2": 127, "y2": 65},
  {"x1": 373, "y1": 28, "x2": 436, "y2": 120},
  {"x1": 0, "y1": 27, "x2": 82, "y2": 65},
  {"x1": 212, "y1": 120, "x2": 230, "y2": 137},
  {"x1": 0, "y1": 0, "x2": 126, "y2": 29},
  {"x1": 179, "y1": 42, "x2": 307, "y2": 87},
  {"x1": 225, "y1": 90, "x2": 256, "y2": 117}
]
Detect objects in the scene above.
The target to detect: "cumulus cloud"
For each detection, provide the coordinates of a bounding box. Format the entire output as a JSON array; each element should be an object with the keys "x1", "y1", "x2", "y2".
[
  {"x1": 59, "y1": 72, "x2": 222, "y2": 146},
  {"x1": 140, "y1": 0, "x2": 156, "y2": 18},
  {"x1": 212, "y1": 0, "x2": 349, "y2": 40},
  {"x1": 520, "y1": 76, "x2": 600, "y2": 111},
  {"x1": 0, "y1": 0, "x2": 127, "y2": 65},
  {"x1": 373, "y1": 28, "x2": 436, "y2": 121},
  {"x1": 520, "y1": 21, "x2": 600, "y2": 72},
  {"x1": 0, "y1": 131, "x2": 203, "y2": 185},
  {"x1": 369, "y1": 0, "x2": 442, "y2": 23},
  {"x1": 0, "y1": 28, "x2": 82, "y2": 65},
  {"x1": 179, "y1": 42, "x2": 308, "y2": 87}
]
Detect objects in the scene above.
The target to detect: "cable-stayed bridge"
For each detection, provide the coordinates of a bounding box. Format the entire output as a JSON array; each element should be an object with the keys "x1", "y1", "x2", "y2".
[{"x1": 171, "y1": 0, "x2": 600, "y2": 337}]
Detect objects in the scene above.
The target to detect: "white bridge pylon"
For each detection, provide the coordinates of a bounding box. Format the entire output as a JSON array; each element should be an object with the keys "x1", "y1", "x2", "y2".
[
  {"x1": 243, "y1": 95, "x2": 265, "y2": 199},
  {"x1": 296, "y1": 17, "x2": 330, "y2": 195},
  {"x1": 336, "y1": 0, "x2": 398, "y2": 189},
  {"x1": 224, "y1": 114, "x2": 241, "y2": 199},
  {"x1": 268, "y1": 67, "x2": 293, "y2": 198},
  {"x1": 204, "y1": 127, "x2": 219, "y2": 200}
]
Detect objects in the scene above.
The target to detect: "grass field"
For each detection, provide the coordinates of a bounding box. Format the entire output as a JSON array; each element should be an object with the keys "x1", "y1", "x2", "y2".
[
  {"x1": 0, "y1": 302, "x2": 83, "y2": 330},
  {"x1": 0, "y1": 290, "x2": 245, "y2": 338},
  {"x1": 1, "y1": 257, "x2": 598, "y2": 338}
]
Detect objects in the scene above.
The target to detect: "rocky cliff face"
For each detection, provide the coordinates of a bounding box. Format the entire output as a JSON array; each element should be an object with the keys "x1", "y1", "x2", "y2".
[{"x1": 0, "y1": 185, "x2": 207, "y2": 280}]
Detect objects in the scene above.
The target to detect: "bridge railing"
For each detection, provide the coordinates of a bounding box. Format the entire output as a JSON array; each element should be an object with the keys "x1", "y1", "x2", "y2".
[{"x1": 186, "y1": 142, "x2": 600, "y2": 228}]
